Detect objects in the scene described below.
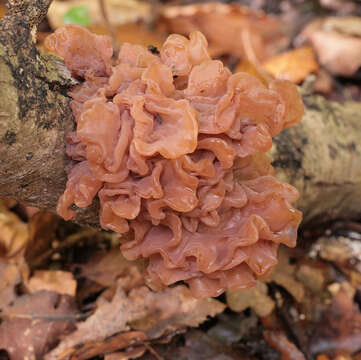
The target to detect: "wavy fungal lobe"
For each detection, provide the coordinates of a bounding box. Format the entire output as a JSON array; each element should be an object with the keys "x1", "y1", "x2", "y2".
[{"x1": 46, "y1": 25, "x2": 303, "y2": 298}]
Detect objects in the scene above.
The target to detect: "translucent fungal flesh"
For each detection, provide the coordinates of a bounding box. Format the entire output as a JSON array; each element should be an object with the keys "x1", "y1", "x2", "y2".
[{"x1": 47, "y1": 25, "x2": 303, "y2": 298}]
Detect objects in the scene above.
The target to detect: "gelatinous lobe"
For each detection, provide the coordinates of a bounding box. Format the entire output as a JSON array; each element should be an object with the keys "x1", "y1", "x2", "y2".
[
  {"x1": 45, "y1": 24, "x2": 113, "y2": 77},
  {"x1": 49, "y1": 25, "x2": 304, "y2": 298}
]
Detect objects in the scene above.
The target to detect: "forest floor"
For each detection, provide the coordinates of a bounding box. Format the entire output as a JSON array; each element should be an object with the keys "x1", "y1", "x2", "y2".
[{"x1": 1, "y1": 1, "x2": 361, "y2": 359}]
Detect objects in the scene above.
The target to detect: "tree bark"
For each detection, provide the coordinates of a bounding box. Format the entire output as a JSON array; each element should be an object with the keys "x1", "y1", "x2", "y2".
[
  {"x1": 0, "y1": 0, "x2": 97, "y2": 225},
  {"x1": 0, "y1": 1, "x2": 360, "y2": 227},
  {"x1": 0, "y1": 0, "x2": 74, "y2": 206},
  {"x1": 270, "y1": 94, "x2": 361, "y2": 225}
]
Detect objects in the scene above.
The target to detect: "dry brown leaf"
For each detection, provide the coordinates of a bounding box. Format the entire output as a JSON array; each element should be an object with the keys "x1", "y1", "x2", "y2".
[
  {"x1": 312, "y1": 235, "x2": 361, "y2": 264},
  {"x1": 207, "y1": 312, "x2": 258, "y2": 346},
  {"x1": 316, "y1": 355, "x2": 330, "y2": 360},
  {"x1": 327, "y1": 281, "x2": 355, "y2": 300},
  {"x1": 104, "y1": 346, "x2": 146, "y2": 360},
  {"x1": 296, "y1": 264, "x2": 325, "y2": 294},
  {"x1": 0, "y1": 201, "x2": 29, "y2": 259},
  {"x1": 0, "y1": 260, "x2": 26, "y2": 310},
  {"x1": 310, "y1": 235, "x2": 361, "y2": 288},
  {"x1": 177, "y1": 330, "x2": 244, "y2": 360},
  {"x1": 324, "y1": 17, "x2": 361, "y2": 37},
  {"x1": 115, "y1": 23, "x2": 165, "y2": 49},
  {"x1": 1, "y1": 197, "x2": 17, "y2": 208},
  {"x1": 129, "y1": 285, "x2": 226, "y2": 338},
  {"x1": 346, "y1": 270, "x2": 361, "y2": 289},
  {"x1": 310, "y1": 288, "x2": 361, "y2": 356},
  {"x1": 266, "y1": 247, "x2": 305, "y2": 302},
  {"x1": 76, "y1": 248, "x2": 144, "y2": 290},
  {"x1": 234, "y1": 59, "x2": 272, "y2": 85},
  {"x1": 27, "y1": 270, "x2": 77, "y2": 296},
  {"x1": 226, "y1": 281, "x2": 275, "y2": 317},
  {"x1": 22, "y1": 205, "x2": 40, "y2": 219},
  {"x1": 66, "y1": 331, "x2": 148, "y2": 360},
  {"x1": 310, "y1": 31, "x2": 361, "y2": 76},
  {"x1": 0, "y1": 291, "x2": 76, "y2": 360},
  {"x1": 0, "y1": 4, "x2": 7, "y2": 19},
  {"x1": 25, "y1": 211, "x2": 59, "y2": 267},
  {"x1": 264, "y1": 330, "x2": 306, "y2": 360},
  {"x1": 47, "y1": 0, "x2": 151, "y2": 30},
  {"x1": 263, "y1": 46, "x2": 319, "y2": 83},
  {"x1": 159, "y1": 3, "x2": 288, "y2": 60},
  {"x1": 314, "y1": 68, "x2": 333, "y2": 94},
  {"x1": 301, "y1": 17, "x2": 361, "y2": 76},
  {"x1": 88, "y1": 22, "x2": 166, "y2": 49},
  {"x1": 45, "y1": 283, "x2": 225, "y2": 359},
  {"x1": 320, "y1": 0, "x2": 356, "y2": 13}
]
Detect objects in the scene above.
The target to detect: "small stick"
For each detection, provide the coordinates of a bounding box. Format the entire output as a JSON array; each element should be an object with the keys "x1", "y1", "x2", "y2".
[
  {"x1": 0, "y1": 311, "x2": 90, "y2": 322},
  {"x1": 30, "y1": 228, "x2": 99, "y2": 267},
  {"x1": 98, "y1": 0, "x2": 118, "y2": 54}
]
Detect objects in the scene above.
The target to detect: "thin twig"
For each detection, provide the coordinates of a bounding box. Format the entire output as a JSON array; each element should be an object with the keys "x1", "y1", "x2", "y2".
[
  {"x1": 30, "y1": 228, "x2": 99, "y2": 267},
  {"x1": 0, "y1": 311, "x2": 90, "y2": 322},
  {"x1": 98, "y1": 0, "x2": 118, "y2": 54},
  {"x1": 142, "y1": 342, "x2": 164, "y2": 360}
]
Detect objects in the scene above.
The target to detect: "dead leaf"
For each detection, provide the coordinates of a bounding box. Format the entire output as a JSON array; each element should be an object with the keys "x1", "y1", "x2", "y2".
[
  {"x1": 296, "y1": 264, "x2": 325, "y2": 294},
  {"x1": 301, "y1": 17, "x2": 361, "y2": 76},
  {"x1": 159, "y1": 3, "x2": 288, "y2": 60},
  {"x1": 88, "y1": 22, "x2": 166, "y2": 49},
  {"x1": 234, "y1": 59, "x2": 272, "y2": 85},
  {"x1": 312, "y1": 235, "x2": 361, "y2": 264},
  {"x1": 0, "y1": 291, "x2": 76, "y2": 360},
  {"x1": 327, "y1": 281, "x2": 355, "y2": 300},
  {"x1": 25, "y1": 211, "x2": 59, "y2": 267},
  {"x1": 76, "y1": 248, "x2": 144, "y2": 290},
  {"x1": 177, "y1": 330, "x2": 243, "y2": 360},
  {"x1": 45, "y1": 283, "x2": 225, "y2": 359},
  {"x1": 1, "y1": 197, "x2": 17, "y2": 208},
  {"x1": 263, "y1": 46, "x2": 319, "y2": 83},
  {"x1": 323, "y1": 17, "x2": 361, "y2": 37},
  {"x1": 0, "y1": 260, "x2": 26, "y2": 310},
  {"x1": 66, "y1": 331, "x2": 148, "y2": 360},
  {"x1": 130, "y1": 285, "x2": 226, "y2": 338},
  {"x1": 0, "y1": 201, "x2": 29, "y2": 259},
  {"x1": 105, "y1": 346, "x2": 146, "y2": 360},
  {"x1": 0, "y1": 4, "x2": 7, "y2": 19},
  {"x1": 226, "y1": 281, "x2": 275, "y2": 317},
  {"x1": 266, "y1": 247, "x2": 305, "y2": 303},
  {"x1": 310, "y1": 235, "x2": 361, "y2": 288},
  {"x1": 207, "y1": 312, "x2": 258, "y2": 346},
  {"x1": 114, "y1": 23, "x2": 165, "y2": 49},
  {"x1": 309, "y1": 288, "x2": 361, "y2": 356},
  {"x1": 104, "y1": 345, "x2": 146, "y2": 360},
  {"x1": 316, "y1": 355, "x2": 330, "y2": 360},
  {"x1": 314, "y1": 68, "x2": 333, "y2": 94},
  {"x1": 320, "y1": 0, "x2": 356, "y2": 13},
  {"x1": 28, "y1": 270, "x2": 77, "y2": 296},
  {"x1": 264, "y1": 330, "x2": 306, "y2": 360},
  {"x1": 310, "y1": 31, "x2": 361, "y2": 76},
  {"x1": 47, "y1": 0, "x2": 151, "y2": 30},
  {"x1": 22, "y1": 205, "x2": 40, "y2": 219}
]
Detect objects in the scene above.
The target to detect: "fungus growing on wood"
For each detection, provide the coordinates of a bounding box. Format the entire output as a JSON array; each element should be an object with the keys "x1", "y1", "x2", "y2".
[{"x1": 46, "y1": 24, "x2": 303, "y2": 298}]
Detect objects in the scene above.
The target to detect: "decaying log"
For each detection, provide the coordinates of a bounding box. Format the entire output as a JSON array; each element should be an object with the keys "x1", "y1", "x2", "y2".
[
  {"x1": 0, "y1": 0, "x2": 76, "y2": 212},
  {"x1": 0, "y1": 0, "x2": 360, "y2": 227},
  {"x1": 270, "y1": 94, "x2": 361, "y2": 225}
]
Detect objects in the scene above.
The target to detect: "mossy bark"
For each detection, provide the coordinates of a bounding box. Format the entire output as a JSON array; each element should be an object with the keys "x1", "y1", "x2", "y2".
[{"x1": 0, "y1": 0, "x2": 360, "y2": 227}]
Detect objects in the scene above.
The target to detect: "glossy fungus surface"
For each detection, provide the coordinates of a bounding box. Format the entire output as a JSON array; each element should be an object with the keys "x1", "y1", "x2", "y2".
[{"x1": 47, "y1": 24, "x2": 303, "y2": 298}]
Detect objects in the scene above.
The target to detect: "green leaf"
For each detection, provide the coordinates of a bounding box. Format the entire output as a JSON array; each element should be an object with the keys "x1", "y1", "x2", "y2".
[{"x1": 63, "y1": 6, "x2": 91, "y2": 26}]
